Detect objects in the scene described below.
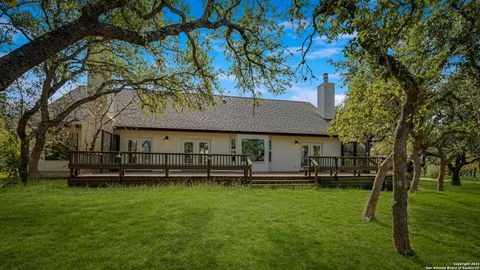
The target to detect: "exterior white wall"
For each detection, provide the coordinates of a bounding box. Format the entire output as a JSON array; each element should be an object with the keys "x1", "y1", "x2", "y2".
[
  {"x1": 270, "y1": 135, "x2": 341, "y2": 171},
  {"x1": 114, "y1": 129, "x2": 341, "y2": 172},
  {"x1": 114, "y1": 129, "x2": 232, "y2": 153},
  {"x1": 38, "y1": 160, "x2": 70, "y2": 177},
  {"x1": 39, "y1": 127, "x2": 342, "y2": 174}
]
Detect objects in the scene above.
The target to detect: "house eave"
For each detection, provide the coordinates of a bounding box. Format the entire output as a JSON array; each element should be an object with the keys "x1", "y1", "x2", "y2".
[{"x1": 112, "y1": 126, "x2": 337, "y2": 138}]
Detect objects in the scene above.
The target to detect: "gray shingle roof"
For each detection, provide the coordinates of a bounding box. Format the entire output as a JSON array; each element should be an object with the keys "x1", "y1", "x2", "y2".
[{"x1": 112, "y1": 90, "x2": 331, "y2": 136}]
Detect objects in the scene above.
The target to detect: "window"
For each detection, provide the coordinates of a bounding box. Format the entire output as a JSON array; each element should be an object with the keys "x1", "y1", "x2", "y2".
[
  {"x1": 313, "y1": 145, "x2": 321, "y2": 156},
  {"x1": 101, "y1": 130, "x2": 112, "y2": 151},
  {"x1": 342, "y1": 142, "x2": 355, "y2": 156},
  {"x1": 230, "y1": 138, "x2": 236, "y2": 162},
  {"x1": 242, "y1": 139, "x2": 265, "y2": 161},
  {"x1": 128, "y1": 139, "x2": 138, "y2": 163},
  {"x1": 128, "y1": 138, "x2": 151, "y2": 163},
  {"x1": 101, "y1": 131, "x2": 120, "y2": 152},
  {"x1": 45, "y1": 133, "x2": 78, "y2": 160},
  {"x1": 268, "y1": 140, "x2": 272, "y2": 162},
  {"x1": 184, "y1": 141, "x2": 193, "y2": 163},
  {"x1": 128, "y1": 139, "x2": 138, "y2": 152},
  {"x1": 142, "y1": 140, "x2": 151, "y2": 152}
]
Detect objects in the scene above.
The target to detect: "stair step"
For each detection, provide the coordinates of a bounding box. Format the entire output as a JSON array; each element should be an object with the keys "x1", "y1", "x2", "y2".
[
  {"x1": 251, "y1": 179, "x2": 315, "y2": 184},
  {"x1": 251, "y1": 183, "x2": 316, "y2": 188}
]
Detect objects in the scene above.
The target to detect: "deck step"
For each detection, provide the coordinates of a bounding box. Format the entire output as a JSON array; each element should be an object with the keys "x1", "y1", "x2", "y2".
[
  {"x1": 250, "y1": 178, "x2": 317, "y2": 188},
  {"x1": 251, "y1": 183, "x2": 316, "y2": 188},
  {"x1": 250, "y1": 179, "x2": 315, "y2": 184}
]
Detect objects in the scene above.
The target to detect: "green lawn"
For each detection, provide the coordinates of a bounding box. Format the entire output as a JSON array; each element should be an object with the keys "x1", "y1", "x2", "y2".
[{"x1": 0, "y1": 178, "x2": 479, "y2": 270}]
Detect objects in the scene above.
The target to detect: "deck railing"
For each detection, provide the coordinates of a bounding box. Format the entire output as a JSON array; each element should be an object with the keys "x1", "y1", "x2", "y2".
[
  {"x1": 69, "y1": 151, "x2": 253, "y2": 182},
  {"x1": 308, "y1": 156, "x2": 386, "y2": 177}
]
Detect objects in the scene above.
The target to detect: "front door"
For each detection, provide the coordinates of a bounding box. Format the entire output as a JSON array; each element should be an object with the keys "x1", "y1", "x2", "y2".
[
  {"x1": 183, "y1": 140, "x2": 210, "y2": 164},
  {"x1": 300, "y1": 143, "x2": 323, "y2": 168},
  {"x1": 127, "y1": 138, "x2": 152, "y2": 163}
]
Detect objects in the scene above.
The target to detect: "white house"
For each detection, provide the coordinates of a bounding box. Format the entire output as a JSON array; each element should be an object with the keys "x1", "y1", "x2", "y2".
[{"x1": 39, "y1": 74, "x2": 342, "y2": 176}]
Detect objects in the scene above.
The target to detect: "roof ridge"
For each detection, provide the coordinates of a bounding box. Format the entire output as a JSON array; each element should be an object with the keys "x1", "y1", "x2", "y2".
[{"x1": 215, "y1": 94, "x2": 314, "y2": 105}]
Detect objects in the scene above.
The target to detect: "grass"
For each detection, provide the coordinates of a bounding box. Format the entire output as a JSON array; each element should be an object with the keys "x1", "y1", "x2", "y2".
[{"x1": 0, "y1": 177, "x2": 479, "y2": 270}]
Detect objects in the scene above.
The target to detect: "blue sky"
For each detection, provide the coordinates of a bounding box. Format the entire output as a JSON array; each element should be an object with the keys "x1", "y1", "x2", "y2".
[
  {"x1": 192, "y1": 1, "x2": 351, "y2": 107},
  {"x1": 1, "y1": 1, "x2": 351, "y2": 106},
  {"x1": 211, "y1": 21, "x2": 351, "y2": 106}
]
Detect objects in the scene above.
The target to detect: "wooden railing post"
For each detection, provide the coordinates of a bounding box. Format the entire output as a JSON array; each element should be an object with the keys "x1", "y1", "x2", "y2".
[
  {"x1": 249, "y1": 165, "x2": 253, "y2": 184},
  {"x1": 116, "y1": 153, "x2": 123, "y2": 182},
  {"x1": 308, "y1": 158, "x2": 312, "y2": 177},
  {"x1": 164, "y1": 153, "x2": 169, "y2": 178},
  {"x1": 244, "y1": 162, "x2": 248, "y2": 183},
  {"x1": 69, "y1": 152, "x2": 74, "y2": 177},
  {"x1": 334, "y1": 157, "x2": 338, "y2": 181},
  {"x1": 207, "y1": 155, "x2": 211, "y2": 180},
  {"x1": 247, "y1": 157, "x2": 253, "y2": 184}
]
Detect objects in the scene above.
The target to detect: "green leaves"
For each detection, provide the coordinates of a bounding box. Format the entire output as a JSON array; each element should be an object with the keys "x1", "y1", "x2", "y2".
[
  {"x1": 328, "y1": 64, "x2": 400, "y2": 150},
  {"x1": 2, "y1": 0, "x2": 17, "y2": 8}
]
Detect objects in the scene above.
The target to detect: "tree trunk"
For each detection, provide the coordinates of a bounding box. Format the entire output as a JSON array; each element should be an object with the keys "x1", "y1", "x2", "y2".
[
  {"x1": 391, "y1": 93, "x2": 415, "y2": 256},
  {"x1": 437, "y1": 158, "x2": 446, "y2": 192},
  {"x1": 88, "y1": 128, "x2": 103, "y2": 151},
  {"x1": 448, "y1": 154, "x2": 465, "y2": 186},
  {"x1": 18, "y1": 137, "x2": 30, "y2": 184},
  {"x1": 363, "y1": 153, "x2": 393, "y2": 221},
  {"x1": 16, "y1": 115, "x2": 31, "y2": 184},
  {"x1": 450, "y1": 166, "x2": 462, "y2": 186},
  {"x1": 27, "y1": 130, "x2": 48, "y2": 182},
  {"x1": 409, "y1": 138, "x2": 422, "y2": 193}
]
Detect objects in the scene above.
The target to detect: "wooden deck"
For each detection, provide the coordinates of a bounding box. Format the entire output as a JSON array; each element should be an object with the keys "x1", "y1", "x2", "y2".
[{"x1": 67, "y1": 151, "x2": 391, "y2": 189}]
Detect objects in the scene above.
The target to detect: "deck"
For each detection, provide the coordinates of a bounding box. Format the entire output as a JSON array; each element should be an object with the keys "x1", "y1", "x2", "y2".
[{"x1": 68, "y1": 151, "x2": 391, "y2": 189}]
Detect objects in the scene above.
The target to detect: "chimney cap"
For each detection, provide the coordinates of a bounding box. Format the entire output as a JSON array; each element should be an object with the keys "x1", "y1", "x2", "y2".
[{"x1": 323, "y1": 73, "x2": 328, "y2": 83}]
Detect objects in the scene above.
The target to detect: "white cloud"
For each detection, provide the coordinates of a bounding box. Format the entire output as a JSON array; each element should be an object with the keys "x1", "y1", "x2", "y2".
[
  {"x1": 313, "y1": 32, "x2": 357, "y2": 44},
  {"x1": 218, "y1": 73, "x2": 235, "y2": 81},
  {"x1": 285, "y1": 45, "x2": 343, "y2": 59},
  {"x1": 288, "y1": 84, "x2": 346, "y2": 107},
  {"x1": 289, "y1": 84, "x2": 317, "y2": 105},
  {"x1": 305, "y1": 47, "x2": 340, "y2": 59},
  {"x1": 328, "y1": 73, "x2": 342, "y2": 79},
  {"x1": 335, "y1": 94, "x2": 346, "y2": 106}
]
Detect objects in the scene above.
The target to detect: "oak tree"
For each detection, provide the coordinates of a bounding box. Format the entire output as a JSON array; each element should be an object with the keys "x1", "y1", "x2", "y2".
[{"x1": 293, "y1": 0, "x2": 479, "y2": 255}]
